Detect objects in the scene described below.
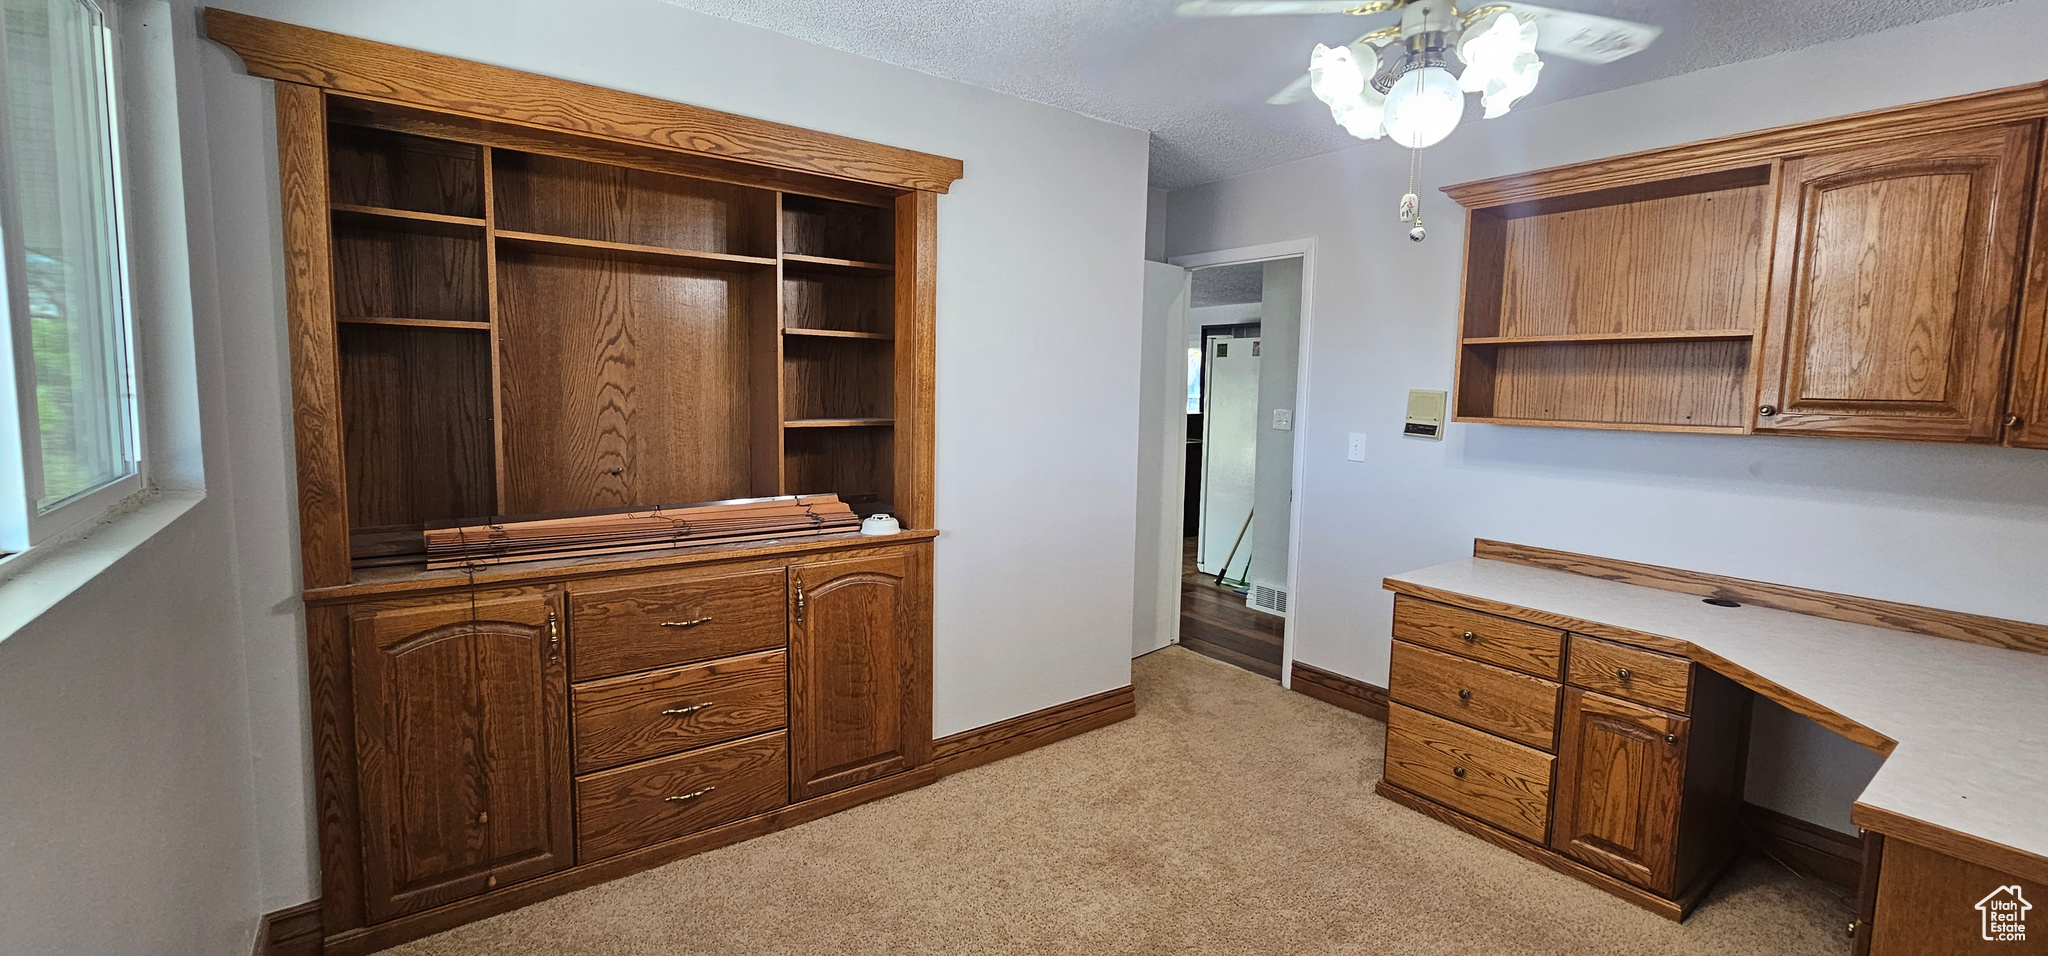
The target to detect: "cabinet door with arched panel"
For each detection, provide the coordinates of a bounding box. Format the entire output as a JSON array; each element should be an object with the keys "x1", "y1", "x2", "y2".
[
  {"x1": 787, "y1": 548, "x2": 930, "y2": 800},
  {"x1": 348, "y1": 589, "x2": 572, "y2": 922}
]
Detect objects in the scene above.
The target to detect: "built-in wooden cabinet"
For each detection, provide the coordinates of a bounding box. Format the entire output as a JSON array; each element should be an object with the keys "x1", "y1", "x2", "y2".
[
  {"x1": 1756, "y1": 123, "x2": 2037, "y2": 442},
  {"x1": 209, "y1": 9, "x2": 961, "y2": 953},
  {"x1": 1446, "y1": 84, "x2": 2048, "y2": 449},
  {"x1": 1551, "y1": 688, "x2": 1688, "y2": 892},
  {"x1": 346, "y1": 591, "x2": 574, "y2": 923}
]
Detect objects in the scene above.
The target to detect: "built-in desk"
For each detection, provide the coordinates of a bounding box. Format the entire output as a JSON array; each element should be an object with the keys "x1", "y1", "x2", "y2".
[{"x1": 1380, "y1": 540, "x2": 2047, "y2": 955}]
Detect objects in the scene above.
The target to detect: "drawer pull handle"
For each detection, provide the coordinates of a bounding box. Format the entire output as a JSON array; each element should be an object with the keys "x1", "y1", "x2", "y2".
[
  {"x1": 1457, "y1": 688, "x2": 1472, "y2": 701},
  {"x1": 1616, "y1": 668, "x2": 1632, "y2": 681},
  {"x1": 661, "y1": 617, "x2": 713, "y2": 629},
  {"x1": 1460, "y1": 630, "x2": 1476, "y2": 643},
  {"x1": 664, "y1": 786, "x2": 716, "y2": 804},
  {"x1": 794, "y1": 572, "x2": 806, "y2": 627},
  {"x1": 547, "y1": 610, "x2": 561, "y2": 663},
  {"x1": 661, "y1": 703, "x2": 708, "y2": 717},
  {"x1": 1452, "y1": 766, "x2": 1466, "y2": 779}
]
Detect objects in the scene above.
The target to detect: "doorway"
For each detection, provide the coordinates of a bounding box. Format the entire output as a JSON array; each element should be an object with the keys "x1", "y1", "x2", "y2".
[{"x1": 1134, "y1": 242, "x2": 1315, "y2": 685}]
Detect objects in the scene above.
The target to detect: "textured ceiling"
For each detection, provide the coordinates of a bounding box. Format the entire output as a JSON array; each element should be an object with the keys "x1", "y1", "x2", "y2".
[
  {"x1": 1191, "y1": 262, "x2": 1266, "y2": 307},
  {"x1": 658, "y1": 0, "x2": 2018, "y2": 189}
]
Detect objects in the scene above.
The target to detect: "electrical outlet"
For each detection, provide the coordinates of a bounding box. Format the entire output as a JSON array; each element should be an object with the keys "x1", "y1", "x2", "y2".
[
  {"x1": 1272, "y1": 409, "x2": 1292, "y2": 430},
  {"x1": 1347, "y1": 433, "x2": 1366, "y2": 462}
]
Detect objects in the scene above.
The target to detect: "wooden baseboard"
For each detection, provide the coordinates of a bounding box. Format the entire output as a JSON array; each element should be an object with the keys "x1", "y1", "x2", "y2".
[
  {"x1": 1290, "y1": 661, "x2": 1389, "y2": 722},
  {"x1": 254, "y1": 900, "x2": 323, "y2": 956},
  {"x1": 1740, "y1": 801, "x2": 1865, "y2": 889},
  {"x1": 932, "y1": 685, "x2": 1137, "y2": 776}
]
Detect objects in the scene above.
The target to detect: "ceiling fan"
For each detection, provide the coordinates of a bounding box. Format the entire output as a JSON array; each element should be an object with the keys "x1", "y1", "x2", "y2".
[{"x1": 1176, "y1": 0, "x2": 1659, "y2": 239}]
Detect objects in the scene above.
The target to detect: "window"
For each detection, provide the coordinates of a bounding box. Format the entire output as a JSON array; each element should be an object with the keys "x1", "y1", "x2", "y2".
[{"x1": 0, "y1": 0, "x2": 137, "y2": 553}]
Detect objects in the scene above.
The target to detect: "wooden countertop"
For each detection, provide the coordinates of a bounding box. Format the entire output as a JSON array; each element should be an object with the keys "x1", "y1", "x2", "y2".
[{"x1": 1384, "y1": 546, "x2": 2048, "y2": 884}]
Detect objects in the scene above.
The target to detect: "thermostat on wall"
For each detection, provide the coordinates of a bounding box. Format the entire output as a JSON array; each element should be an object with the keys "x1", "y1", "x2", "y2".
[{"x1": 1405, "y1": 389, "x2": 1447, "y2": 440}]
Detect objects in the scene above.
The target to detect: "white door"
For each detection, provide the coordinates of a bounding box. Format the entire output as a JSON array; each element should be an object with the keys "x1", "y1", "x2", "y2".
[
  {"x1": 1199, "y1": 335, "x2": 1259, "y2": 580},
  {"x1": 1133, "y1": 262, "x2": 1190, "y2": 657}
]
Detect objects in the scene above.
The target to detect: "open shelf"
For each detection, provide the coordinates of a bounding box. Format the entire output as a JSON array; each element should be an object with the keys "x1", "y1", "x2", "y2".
[
  {"x1": 329, "y1": 124, "x2": 484, "y2": 219},
  {"x1": 783, "y1": 253, "x2": 893, "y2": 276},
  {"x1": 496, "y1": 230, "x2": 776, "y2": 272},
  {"x1": 332, "y1": 203, "x2": 486, "y2": 231},
  {"x1": 494, "y1": 149, "x2": 777, "y2": 258},
  {"x1": 339, "y1": 316, "x2": 491, "y2": 331},
  {"x1": 785, "y1": 418, "x2": 894, "y2": 428},
  {"x1": 783, "y1": 328, "x2": 891, "y2": 342},
  {"x1": 1463, "y1": 329, "x2": 1753, "y2": 345},
  {"x1": 332, "y1": 220, "x2": 487, "y2": 324},
  {"x1": 782, "y1": 193, "x2": 892, "y2": 262},
  {"x1": 783, "y1": 425, "x2": 892, "y2": 515}
]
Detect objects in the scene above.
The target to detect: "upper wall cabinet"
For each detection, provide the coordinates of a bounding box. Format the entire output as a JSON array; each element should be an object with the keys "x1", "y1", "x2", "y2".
[
  {"x1": 1755, "y1": 123, "x2": 2036, "y2": 442},
  {"x1": 1444, "y1": 82, "x2": 2048, "y2": 450}
]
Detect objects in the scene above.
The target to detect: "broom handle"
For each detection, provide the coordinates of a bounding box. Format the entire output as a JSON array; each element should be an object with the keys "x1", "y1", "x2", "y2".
[{"x1": 1215, "y1": 507, "x2": 1253, "y2": 588}]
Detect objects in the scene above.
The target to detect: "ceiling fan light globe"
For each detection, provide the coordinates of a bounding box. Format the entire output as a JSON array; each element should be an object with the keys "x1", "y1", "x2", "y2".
[
  {"x1": 1308, "y1": 43, "x2": 1368, "y2": 107},
  {"x1": 1457, "y1": 11, "x2": 1542, "y2": 118},
  {"x1": 1330, "y1": 96, "x2": 1387, "y2": 140},
  {"x1": 1382, "y1": 65, "x2": 1463, "y2": 148}
]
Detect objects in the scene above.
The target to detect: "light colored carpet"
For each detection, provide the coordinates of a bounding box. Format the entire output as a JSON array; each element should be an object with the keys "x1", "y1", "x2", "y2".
[{"x1": 389, "y1": 646, "x2": 1853, "y2": 956}]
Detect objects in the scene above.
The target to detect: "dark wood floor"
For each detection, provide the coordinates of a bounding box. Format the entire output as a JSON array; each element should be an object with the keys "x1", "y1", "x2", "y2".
[{"x1": 1180, "y1": 537, "x2": 1283, "y2": 679}]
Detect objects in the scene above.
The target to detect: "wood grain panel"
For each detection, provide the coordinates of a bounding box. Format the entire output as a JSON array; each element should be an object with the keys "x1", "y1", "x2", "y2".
[
  {"x1": 783, "y1": 336, "x2": 893, "y2": 421},
  {"x1": 573, "y1": 730, "x2": 789, "y2": 862},
  {"x1": 784, "y1": 427, "x2": 893, "y2": 515},
  {"x1": 783, "y1": 194, "x2": 892, "y2": 262},
  {"x1": 571, "y1": 649, "x2": 787, "y2": 773},
  {"x1": 1551, "y1": 688, "x2": 1688, "y2": 894},
  {"x1": 493, "y1": 150, "x2": 775, "y2": 256},
  {"x1": 205, "y1": 9, "x2": 964, "y2": 193},
  {"x1": 1383, "y1": 703, "x2": 1554, "y2": 843},
  {"x1": 1443, "y1": 81, "x2": 2048, "y2": 209},
  {"x1": 1289, "y1": 661, "x2": 1390, "y2": 722},
  {"x1": 788, "y1": 551, "x2": 916, "y2": 800},
  {"x1": 1758, "y1": 122, "x2": 2035, "y2": 441},
  {"x1": 495, "y1": 248, "x2": 755, "y2": 514},
  {"x1": 276, "y1": 83, "x2": 353, "y2": 589},
  {"x1": 892, "y1": 191, "x2": 937, "y2": 530},
  {"x1": 1870, "y1": 839, "x2": 2041, "y2": 956},
  {"x1": 1567, "y1": 634, "x2": 1693, "y2": 714},
  {"x1": 1485, "y1": 339, "x2": 1750, "y2": 429},
  {"x1": 1391, "y1": 594, "x2": 1564, "y2": 679},
  {"x1": 338, "y1": 325, "x2": 496, "y2": 535},
  {"x1": 1498, "y1": 185, "x2": 1765, "y2": 338},
  {"x1": 568, "y1": 566, "x2": 787, "y2": 681},
  {"x1": 782, "y1": 271, "x2": 891, "y2": 334},
  {"x1": 2009, "y1": 125, "x2": 2048, "y2": 449},
  {"x1": 1473, "y1": 538, "x2": 2048, "y2": 658},
  {"x1": 1391, "y1": 640, "x2": 1561, "y2": 750},
  {"x1": 331, "y1": 219, "x2": 486, "y2": 323},
  {"x1": 348, "y1": 591, "x2": 572, "y2": 921},
  {"x1": 328, "y1": 123, "x2": 482, "y2": 217}
]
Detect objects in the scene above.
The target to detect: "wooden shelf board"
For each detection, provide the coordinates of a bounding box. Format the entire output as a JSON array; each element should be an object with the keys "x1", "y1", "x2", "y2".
[
  {"x1": 783, "y1": 418, "x2": 894, "y2": 428},
  {"x1": 782, "y1": 328, "x2": 893, "y2": 341},
  {"x1": 782, "y1": 253, "x2": 894, "y2": 276},
  {"x1": 496, "y1": 230, "x2": 776, "y2": 271},
  {"x1": 331, "y1": 202, "x2": 486, "y2": 230},
  {"x1": 1463, "y1": 330, "x2": 1755, "y2": 345},
  {"x1": 338, "y1": 315, "x2": 492, "y2": 331},
  {"x1": 1457, "y1": 415, "x2": 1749, "y2": 435}
]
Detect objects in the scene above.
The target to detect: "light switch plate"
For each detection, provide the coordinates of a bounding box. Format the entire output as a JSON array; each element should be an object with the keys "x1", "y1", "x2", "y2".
[
  {"x1": 1405, "y1": 389, "x2": 1447, "y2": 440},
  {"x1": 1273, "y1": 409, "x2": 1292, "y2": 430},
  {"x1": 1347, "y1": 433, "x2": 1366, "y2": 461}
]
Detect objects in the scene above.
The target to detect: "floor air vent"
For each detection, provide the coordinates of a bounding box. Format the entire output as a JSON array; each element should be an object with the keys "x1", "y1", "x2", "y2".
[{"x1": 1248, "y1": 582, "x2": 1288, "y2": 618}]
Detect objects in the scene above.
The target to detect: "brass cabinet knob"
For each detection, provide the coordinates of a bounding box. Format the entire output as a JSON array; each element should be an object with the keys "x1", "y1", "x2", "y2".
[
  {"x1": 1665, "y1": 733, "x2": 1678, "y2": 744},
  {"x1": 1457, "y1": 688, "x2": 1472, "y2": 701},
  {"x1": 1616, "y1": 668, "x2": 1632, "y2": 681},
  {"x1": 1461, "y1": 630, "x2": 1476, "y2": 643},
  {"x1": 1846, "y1": 921, "x2": 1861, "y2": 939},
  {"x1": 2006, "y1": 414, "x2": 2023, "y2": 429},
  {"x1": 1452, "y1": 766, "x2": 1467, "y2": 779},
  {"x1": 1758, "y1": 404, "x2": 1778, "y2": 417}
]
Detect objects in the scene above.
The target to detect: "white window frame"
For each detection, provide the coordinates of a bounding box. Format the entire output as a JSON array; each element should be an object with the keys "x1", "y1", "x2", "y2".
[{"x1": 0, "y1": 0, "x2": 145, "y2": 556}]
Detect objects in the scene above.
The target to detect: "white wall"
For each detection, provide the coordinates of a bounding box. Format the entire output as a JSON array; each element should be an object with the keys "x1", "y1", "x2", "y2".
[
  {"x1": 189, "y1": 0, "x2": 1149, "y2": 911},
  {"x1": 1161, "y1": 0, "x2": 2048, "y2": 834},
  {"x1": 0, "y1": 3, "x2": 265, "y2": 954}
]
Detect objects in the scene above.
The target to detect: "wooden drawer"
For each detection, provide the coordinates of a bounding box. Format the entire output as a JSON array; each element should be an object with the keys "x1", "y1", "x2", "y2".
[
  {"x1": 570, "y1": 567, "x2": 787, "y2": 680},
  {"x1": 1392, "y1": 594, "x2": 1564, "y2": 679},
  {"x1": 1383, "y1": 703, "x2": 1554, "y2": 843},
  {"x1": 572, "y1": 649, "x2": 788, "y2": 773},
  {"x1": 1567, "y1": 635, "x2": 1691, "y2": 714},
  {"x1": 574, "y1": 730, "x2": 789, "y2": 861},
  {"x1": 1390, "y1": 640, "x2": 1561, "y2": 751}
]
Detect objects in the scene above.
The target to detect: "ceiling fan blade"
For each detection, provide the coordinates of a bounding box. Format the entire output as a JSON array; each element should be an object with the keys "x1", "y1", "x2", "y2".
[
  {"x1": 1267, "y1": 73, "x2": 1315, "y2": 105},
  {"x1": 1176, "y1": 0, "x2": 1383, "y2": 17},
  {"x1": 1497, "y1": 2, "x2": 1661, "y2": 64}
]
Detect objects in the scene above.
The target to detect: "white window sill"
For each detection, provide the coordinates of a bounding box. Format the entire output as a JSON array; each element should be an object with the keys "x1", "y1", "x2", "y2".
[{"x1": 0, "y1": 489, "x2": 205, "y2": 642}]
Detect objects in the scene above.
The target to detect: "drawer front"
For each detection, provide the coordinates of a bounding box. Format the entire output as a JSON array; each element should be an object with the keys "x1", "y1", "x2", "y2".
[
  {"x1": 1567, "y1": 635, "x2": 1691, "y2": 714},
  {"x1": 572, "y1": 649, "x2": 788, "y2": 773},
  {"x1": 1392, "y1": 594, "x2": 1564, "y2": 679},
  {"x1": 574, "y1": 730, "x2": 789, "y2": 861},
  {"x1": 1383, "y1": 703, "x2": 1554, "y2": 843},
  {"x1": 570, "y1": 567, "x2": 787, "y2": 680},
  {"x1": 1391, "y1": 640, "x2": 1562, "y2": 751}
]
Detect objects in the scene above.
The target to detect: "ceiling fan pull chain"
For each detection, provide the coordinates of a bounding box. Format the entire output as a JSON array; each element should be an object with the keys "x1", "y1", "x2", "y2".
[{"x1": 1401, "y1": 137, "x2": 1427, "y2": 242}]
